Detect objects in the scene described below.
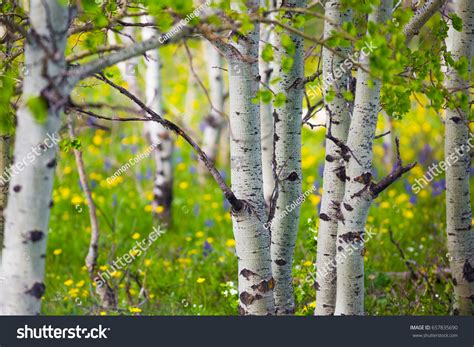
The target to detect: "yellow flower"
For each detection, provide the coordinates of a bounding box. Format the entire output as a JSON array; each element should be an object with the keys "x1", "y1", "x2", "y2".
[
  {"x1": 303, "y1": 260, "x2": 313, "y2": 267},
  {"x1": 53, "y1": 249, "x2": 63, "y2": 256},
  {"x1": 76, "y1": 280, "x2": 85, "y2": 288},
  {"x1": 188, "y1": 249, "x2": 199, "y2": 255},
  {"x1": 206, "y1": 237, "x2": 214, "y2": 244},
  {"x1": 179, "y1": 182, "x2": 189, "y2": 190},
  {"x1": 64, "y1": 279, "x2": 74, "y2": 286},
  {"x1": 388, "y1": 189, "x2": 396, "y2": 198},
  {"x1": 308, "y1": 301, "x2": 316, "y2": 309},
  {"x1": 99, "y1": 265, "x2": 108, "y2": 271},
  {"x1": 196, "y1": 277, "x2": 206, "y2": 284},
  {"x1": 218, "y1": 256, "x2": 225, "y2": 262},
  {"x1": 71, "y1": 195, "x2": 83, "y2": 205},
  {"x1": 145, "y1": 259, "x2": 152, "y2": 267},
  {"x1": 155, "y1": 205, "x2": 164, "y2": 213},
  {"x1": 177, "y1": 162, "x2": 186, "y2": 171},
  {"x1": 63, "y1": 166, "x2": 72, "y2": 175},
  {"x1": 100, "y1": 311, "x2": 107, "y2": 316},
  {"x1": 149, "y1": 293, "x2": 155, "y2": 299},
  {"x1": 59, "y1": 187, "x2": 71, "y2": 200},
  {"x1": 226, "y1": 239, "x2": 236, "y2": 247},
  {"x1": 203, "y1": 194, "x2": 212, "y2": 201},
  {"x1": 196, "y1": 231, "x2": 205, "y2": 238},
  {"x1": 380, "y1": 201, "x2": 390, "y2": 209},
  {"x1": 185, "y1": 236, "x2": 192, "y2": 242},
  {"x1": 403, "y1": 210, "x2": 414, "y2": 219},
  {"x1": 144, "y1": 205, "x2": 153, "y2": 212},
  {"x1": 132, "y1": 233, "x2": 140, "y2": 240},
  {"x1": 129, "y1": 307, "x2": 142, "y2": 313},
  {"x1": 309, "y1": 194, "x2": 321, "y2": 206},
  {"x1": 211, "y1": 202, "x2": 219, "y2": 209},
  {"x1": 92, "y1": 135, "x2": 103, "y2": 146}
]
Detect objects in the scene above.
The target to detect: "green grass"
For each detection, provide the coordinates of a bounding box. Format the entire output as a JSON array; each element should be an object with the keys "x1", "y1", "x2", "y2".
[{"x1": 41, "y1": 101, "x2": 473, "y2": 316}]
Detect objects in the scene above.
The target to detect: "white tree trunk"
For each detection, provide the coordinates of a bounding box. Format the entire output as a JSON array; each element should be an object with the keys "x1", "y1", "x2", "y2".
[
  {"x1": 142, "y1": 18, "x2": 174, "y2": 225},
  {"x1": 315, "y1": 0, "x2": 353, "y2": 316},
  {"x1": 200, "y1": 42, "x2": 225, "y2": 168},
  {"x1": 270, "y1": 0, "x2": 305, "y2": 315},
  {"x1": 0, "y1": 134, "x2": 10, "y2": 264},
  {"x1": 259, "y1": 0, "x2": 276, "y2": 207},
  {"x1": 444, "y1": 0, "x2": 474, "y2": 315},
  {"x1": 334, "y1": 0, "x2": 392, "y2": 315},
  {"x1": 224, "y1": 0, "x2": 274, "y2": 315},
  {"x1": 1, "y1": 0, "x2": 70, "y2": 315}
]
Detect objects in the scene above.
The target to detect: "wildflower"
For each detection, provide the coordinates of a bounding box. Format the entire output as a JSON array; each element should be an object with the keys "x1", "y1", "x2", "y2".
[
  {"x1": 64, "y1": 279, "x2": 74, "y2": 286},
  {"x1": 196, "y1": 278, "x2": 206, "y2": 284},
  {"x1": 179, "y1": 182, "x2": 189, "y2": 189},
  {"x1": 53, "y1": 249, "x2": 63, "y2": 256},
  {"x1": 129, "y1": 307, "x2": 142, "y2": 313},
  {"x1": 132, "y1": 232, "x2": 140, "y2": 240},
  {"x1": 226, "y1": 239, "x2": 236, "y2": 247}
]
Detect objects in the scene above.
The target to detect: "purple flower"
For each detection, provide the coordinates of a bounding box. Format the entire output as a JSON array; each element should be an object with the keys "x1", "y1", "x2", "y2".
[
  {"x1": 194, "y1": 204, "x2": 200, "y2": 216},
  {"x1": 146, "y1": 168, "x2": 153, "y2": 179},
  {"x1": 432, "y1": 179, "x2": 445, "y2": 197},
  {"x1": 130, "y1": 145, "x2": 138, "y2": 154},
  {"x1": 189, "y1": 166, "x2": 196, "y2": 174},
  {"x1": 419, "y1": 144, "x2": 432, "y2": 165},
  {"x1": 205, "y1": 219, "x2": 215, "y2": 228},
  {"x1": 203, "y1": 240, "x2": 213, "y2": 257}
]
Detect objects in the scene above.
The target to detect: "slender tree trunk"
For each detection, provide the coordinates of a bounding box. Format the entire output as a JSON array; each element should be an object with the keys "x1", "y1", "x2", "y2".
[
  {"x1": 259, "y1": 0, "x2": 276, "y2": 207},
  {"x1": 142, "y1": 18, "x2": 174, "y2": 225},
  {"x1": 334, "y1": 0, "x2": 392, "y2": 315},
  {"x1": 315, "y1": 0, "x2": 353, "y2": 316},
  {"x1": 270, "y1": 0, "x2": 305, "y2": 315},
  {"x1": 1, "y1": 0, "x2": 70, "y2": 315},
  {"x1": 68, "y1": 118, "x2": 100, "y2": 276},
  {"x1": 444, "y1": 0, "x2": 474, "y2": 315},
  {"x1": 221, "y1": 0, "x2": 275, "y2": 315},
  {"x1": 0, "y1": 134, "x2": 10, "y2": 264},
  {"x1": 200, "y1": 42, "x2": 225, "y2": 169}
]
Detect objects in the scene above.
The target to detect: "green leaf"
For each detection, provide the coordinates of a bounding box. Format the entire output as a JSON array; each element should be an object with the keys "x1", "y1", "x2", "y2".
[
  {"x1": 343, "y1": 90, "x2": 354, "y2": 101},
  {"x1": 281, "y1": 56, "x2": 294, "y2": 73},
  {"x1": 450, "y1": 14, "x2": 463, "y2": 31},
  {"x1": 281, "y1": 34, "x2": 295, "y2": 55},
  {"x1": 262, "y1": 44, "x2": 274, "y2": 63},
  {"x1": 26, "y1": 96, "x2": 48, "y2": 124},
  {"x1": 274, "y1": 92, "x2": 286, "y2": 107}
]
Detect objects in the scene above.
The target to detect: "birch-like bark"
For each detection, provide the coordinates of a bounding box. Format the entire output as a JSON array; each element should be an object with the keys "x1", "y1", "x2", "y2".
[
  {"x1": 222, "y1": 0, "x2": 274, "y2": 315},
  {"x1": 259, "y1": 0, "x2": 276, "y2": 207},
  {"x1": 315, "y1": 0, "x2": 353, "y2": 316},
  {"x1": 142, "y1": 18, "x2": 174, "y2": 225},
  {"x1": 444, "y1": 0, "x2": 474, "y2": 315},
  {"x1": 334, "y1": 0, "x2": 392, "y2": 316},
  {"x1": 0, "y1": 0, "x2": 70, "y2": 315},
  {"x1": 200, "y1": 42, "x2": 225, "y2": 167},
  {"x1": 68, "y1": 118, "x2": 100, "y2": 276},
  {"x1": 0, "y1": 134, "x2": 10, "y2": 264},
  {"x1": 270, "y1": 0, "x2": 305, "y2": 315}
]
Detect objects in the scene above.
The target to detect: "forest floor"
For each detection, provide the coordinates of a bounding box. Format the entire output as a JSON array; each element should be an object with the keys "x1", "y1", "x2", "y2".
[{"x1": 42, "y1": 79, "x2": 473, "y2": 315}]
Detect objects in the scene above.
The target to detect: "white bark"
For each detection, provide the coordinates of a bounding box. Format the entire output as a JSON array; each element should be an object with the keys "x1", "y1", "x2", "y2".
[
  {"x1": 259, "y1": 0, "x2": 276, "y2": 207},
  {"x1": 270, "y1": 0, "x2": 305, "y2": 315},
  {"x1": 444, "y1": 0, "x2": 474, "y2": 315},
  {"x1": 334, "y1": 0, "x2": 392, "y2": 316},
  {"x1": 223, "y1": 0, "x2": 275, "y2": 315},
  {"x1": 142, "y1": 18, "x2": 174, "y2": 225},
  {"x1": 0, "y1": 135, "x2": 9, "y2": 269},
  {"x1": 315, "y1": 0, "x2": 353, "y2": 316},
  {"x1": 200, "y1": 42, "x2": 225, "y2": 167},
  {"x1": 1, "y1": 0, "x2": 70, "y2": 315}
]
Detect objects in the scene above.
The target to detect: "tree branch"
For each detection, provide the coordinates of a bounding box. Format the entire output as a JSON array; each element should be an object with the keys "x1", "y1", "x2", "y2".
[
  {"x1": 403, "y1": 0, "x2": 447, "y2": 43},
  {"x1": 70, "y1": 73, "x2": 243, "y2": 211},
  {"x1": 369, "y1": 137, "x2": 417, "y2": 197}
]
